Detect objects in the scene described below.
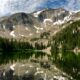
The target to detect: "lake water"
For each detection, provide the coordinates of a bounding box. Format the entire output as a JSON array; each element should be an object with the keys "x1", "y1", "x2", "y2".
[{"x1": 0, "y1": 50, "x2": 47, "y2": 64}]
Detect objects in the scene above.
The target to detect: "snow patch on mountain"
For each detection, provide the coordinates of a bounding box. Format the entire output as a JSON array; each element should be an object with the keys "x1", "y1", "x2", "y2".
[
  {"x1": 73, "y1": 10, "x2": 80, "y2": 13},
  {"x1": 34, "y1": 26, "x2": 43, "y2": 30},
  {"x1": 43, "y1": 19, "x2": 53, "y2": 23},
  {"x1": 10, "y1": 31, "x2": 16, "y2": 37},
  {"x1": 33, "y1": 10, "x2": 43, "y2": 17},
  {"x1": 53, "y1": 20, "x2": 64, "y2": 25},
  {"x1": 43, "y1": 18, "x2": 53, "y2": 27},
  {"x1": 3, "y1": 25, "x2": 6, "y2": 29},
  {"x1": 53, "y1": 15, "x2": 71, "y2": 25}
]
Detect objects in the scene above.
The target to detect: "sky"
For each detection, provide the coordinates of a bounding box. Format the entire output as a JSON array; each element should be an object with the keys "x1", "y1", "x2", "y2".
[{"x1": 0, "y1": 0, "x2": 80, "y2": 17}]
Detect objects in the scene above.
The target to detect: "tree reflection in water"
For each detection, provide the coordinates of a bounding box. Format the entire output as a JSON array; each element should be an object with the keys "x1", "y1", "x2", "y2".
[{"x1": 0, "y1": 50, "x2": 47, "y2": 64}]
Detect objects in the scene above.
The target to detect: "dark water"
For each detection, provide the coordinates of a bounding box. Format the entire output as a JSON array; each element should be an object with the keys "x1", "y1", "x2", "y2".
[{"x1": 0, "y1": 50, "x2": 47, "y2": 64}]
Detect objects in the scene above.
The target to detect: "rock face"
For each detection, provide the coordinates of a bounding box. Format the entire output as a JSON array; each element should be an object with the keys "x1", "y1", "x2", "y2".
[
  {"x1": 0, "y1": 62, "x2": 72, "y2": 80},
  {"x1": 38, "y1": 8, "x2": 69, "y2": 22},
  {"x1": 0, "y1": 8, "x2": 80, "y2": 39}
]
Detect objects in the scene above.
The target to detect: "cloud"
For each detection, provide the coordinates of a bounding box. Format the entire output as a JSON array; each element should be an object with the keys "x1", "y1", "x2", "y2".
[
  {"x1": 9, "y1": 0, "x2": 44, "y2": 13},
  {"x1": 0, "y1": 0, "x2": 44, "y2": 17},
  {"x1": 0, "y1": 0, "x2": 10, "y2": 16},
  {"x1": 65, "y1": 0, "x2": 80, "y2": 11},
  {"x1": 0, "y1": 0, "x2": 80, "y2": 17}
]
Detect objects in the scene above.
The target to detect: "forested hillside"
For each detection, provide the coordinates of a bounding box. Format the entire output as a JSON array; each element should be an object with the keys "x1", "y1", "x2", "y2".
[{"x1": 51, "y1": 20, "x2": 80, "y2": 80}]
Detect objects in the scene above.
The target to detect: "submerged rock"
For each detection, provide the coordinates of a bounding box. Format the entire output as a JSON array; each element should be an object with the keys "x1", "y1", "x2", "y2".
[{"x1": 40, "y1": 61, "x2": 50, "y2": 69}]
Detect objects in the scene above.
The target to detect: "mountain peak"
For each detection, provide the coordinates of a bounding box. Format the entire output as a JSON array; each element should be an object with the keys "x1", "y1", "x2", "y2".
[{"x1": 0, "y1": 8, "x2": 80, "y2": 39}]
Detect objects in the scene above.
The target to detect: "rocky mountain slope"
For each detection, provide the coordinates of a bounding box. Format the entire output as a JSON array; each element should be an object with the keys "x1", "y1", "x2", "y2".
[{"x1": 0, "y1": 8, "x2": 80, "y2": 39}]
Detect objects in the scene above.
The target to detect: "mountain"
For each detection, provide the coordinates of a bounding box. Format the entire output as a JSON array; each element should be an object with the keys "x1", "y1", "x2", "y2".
[
  {"x1": 0, "y1": 8, "x2": 80, "y2": 39},
  {"x1": 0, "y1": 8, "x2": 80, "y2": 80}
]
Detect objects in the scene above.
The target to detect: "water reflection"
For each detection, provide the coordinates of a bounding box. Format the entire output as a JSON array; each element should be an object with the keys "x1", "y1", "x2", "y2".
[
  {"x1": 0, "y1": 50, "x2": 46, "y2": 64},
  {"x1": 59, "y1": 50, "x2": 80, "y2": 80}
]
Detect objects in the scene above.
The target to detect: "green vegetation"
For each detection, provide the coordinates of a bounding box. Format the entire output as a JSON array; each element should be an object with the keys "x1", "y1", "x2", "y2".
[
  {"x1": 51, "y1": 20, "x2": 80, "y2": 80},
  {"x1": 35, "y1": 42, "x2": 46, "y2": 50},
  {"x1": 40, "y1": 32, "x2": 50, "y2": 39},
  {"x1": 0, "y1": 20, "x2": 80, "y2": 79},
  {"x1": 0, "y1": 38, "x2": 33, "y2": 51},
  {"x1": 0, "y1": 37, "x2": 47, "y2": 64},
  {"x1": 0, "y1": 38, "x2": 47, "y2": 51}
]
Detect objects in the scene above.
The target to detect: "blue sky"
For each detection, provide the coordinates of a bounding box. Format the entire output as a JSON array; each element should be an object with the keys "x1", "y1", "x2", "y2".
[
  {"x1": 0, "y1": 0, "x2": 80, "y2": 17},
  {"x1": 37, "y1": 0, "x2": 80, "y2": 10},
  {"x1": 37, "y1": 0, "x2": 68, "y2": 10}
]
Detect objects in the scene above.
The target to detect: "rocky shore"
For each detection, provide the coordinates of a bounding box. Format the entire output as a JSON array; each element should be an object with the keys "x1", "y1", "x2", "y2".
[{"x1": 0, "y1": 60, "x2": 73, "y2": 80}]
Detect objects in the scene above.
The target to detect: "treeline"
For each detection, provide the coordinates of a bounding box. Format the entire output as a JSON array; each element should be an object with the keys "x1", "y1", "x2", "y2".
[
  {"x1": 40, "y1": 32, "x2": 50, "y2": 39},
  {"x1": 0, "y1": 38, "x2": 47, "y2": 51},
  {"x1": 51, "y1": 20, "x2": 80, "y2": 80},
  {"x1": 0, "y1": 37, "x2": 47, "y2": 64},
  {"x1": 0, "y1": 38, "x2": 33, "y2": 51}
]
